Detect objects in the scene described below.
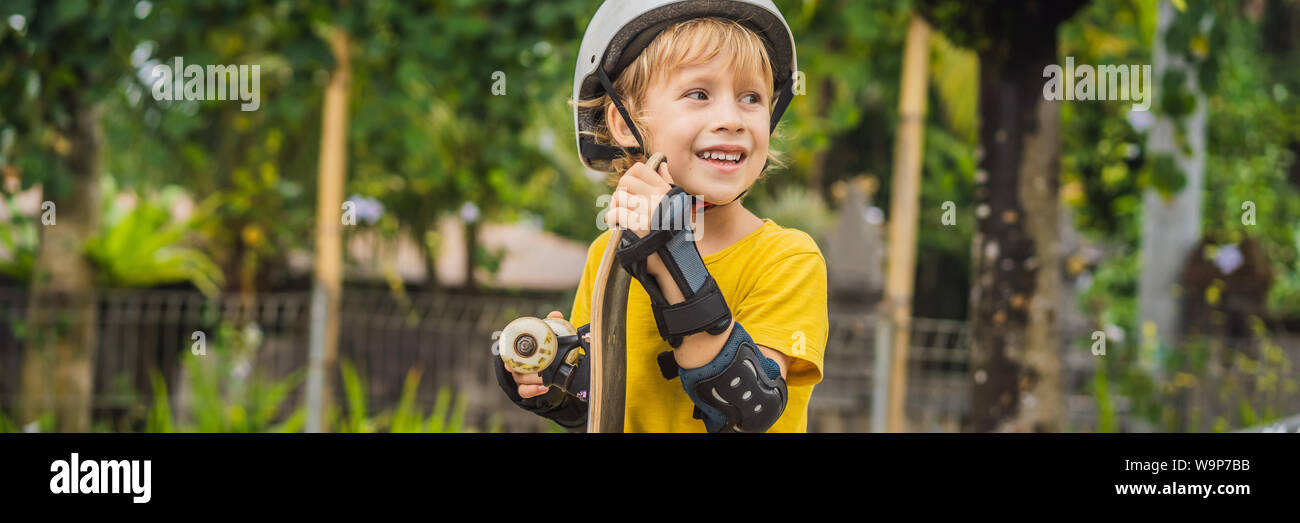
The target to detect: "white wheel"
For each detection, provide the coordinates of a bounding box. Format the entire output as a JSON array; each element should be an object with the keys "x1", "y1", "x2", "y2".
[{"x1": 499, "y1": 317, "x2": 576, "y2": 374}]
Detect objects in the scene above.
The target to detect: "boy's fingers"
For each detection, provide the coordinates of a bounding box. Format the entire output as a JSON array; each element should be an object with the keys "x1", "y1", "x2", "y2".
[
  {"x1": 619, "y1": 179, "x2": 659, "y2": 215},
  {"x1": 626, "y1": 165, "x2": 662, "y2": 191},
  {"x1": 614, "y1": 188, "x2": 648, "y2": 215},
  {"x1": 605, "y1": 206, "x2": 628, "y2": 229},
  {"x1": 510, "y1": 370, "x2": 543, "y2": 386},
  {"x1": 518, "y1": 384, "x2": 550, "y2": 399},
  {"x1": 607, "y1": 203, "x2": 647, "y2": 232},
  {"x1": 658, "y1": 162, "x2": 674, "y2": 185},
  {"x1": 547, "y1": 310, "x2": 564, "y2": 319},
  {"x1": 606, "y1": 206, "x2": 629, "y2": 229}
]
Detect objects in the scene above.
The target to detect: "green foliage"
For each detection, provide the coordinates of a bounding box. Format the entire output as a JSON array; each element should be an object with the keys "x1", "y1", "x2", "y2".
[
  {"x1": 1145, "y1": 154, "x2": 1186, "y2": 197},
  {"x1": 147, "y1": 369, "x2": 175, "y2": 433},
  {"x1": 768, "y1": 0, "x2": 912, "y2": 196},
  {"x1": 141, "y1": 331, "x2": 489, "y2": 433},
  {"x1": 0, "y1": 406, "x2": 18, "y2": 433},
  {"x1": 1267, "y1": 231, "x2": 1300, "y2": 313},
  {"x1": 336, "y1": 358, "x2": 372, "y2": 433},
  {"x1": 0, "y1": 407, "x2": 53, "y2": 433},
  {"x1": 1059, "y1": 0, "x2": 1150, "y2": 240},
  {"x1": 1092, "y1": 362, "x2": 1117, "y2": 433},
  {"x1": 1197, "y1": 4, "x2": 1300, "y2": 318},
  {"x1": 0, "y1": 0, "x2": 148, "y2": 196},
  {"x1": 1057, "y1": 0, "x2": 1300, "y2": 432},
  {"x1": 928, "y1": 32, "x2": 978, "y2": 141},
  {"x1": 147, "y1": 322, "x2": 306, "y2": 433},
  {"x1": 101, "y1": 2, "x2": 331, "y2": 294},
  {"x1": 0, "y1": 192, "x2": 38, "y2": 280},
  {"x1": 336, "y1": 359, "x2": 486, "y2": 433},
  {"x1": 346, "y1": 0, "x2": 606, "y2": 262},
  {"x1": 85, "y1": 174, "x2": 224, "y2": 295},
  {"x1": 0, "y1": 173, "x2": 224, "y2": 292},
  {"x1": 751, "y1": 184, "x2": 834, "y2": 242},
  {"x1": 475, "y1": 242, "x2": 508, "y2": 280}
]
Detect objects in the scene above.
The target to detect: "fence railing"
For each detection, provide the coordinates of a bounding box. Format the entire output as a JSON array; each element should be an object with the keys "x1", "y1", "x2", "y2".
[{"x1": 2, "y1": 287, "x2": 1296, "y2": 432}]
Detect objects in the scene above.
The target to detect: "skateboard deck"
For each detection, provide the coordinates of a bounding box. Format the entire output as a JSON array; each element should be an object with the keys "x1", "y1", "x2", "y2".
[{"x1": 587, "y1": 152, "x2": 664, "y2": 433}]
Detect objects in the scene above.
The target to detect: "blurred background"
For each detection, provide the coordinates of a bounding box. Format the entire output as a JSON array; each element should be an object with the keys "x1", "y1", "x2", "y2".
[{"x1": 1, "y1": 0, "x2": 1298, "y2": 433}]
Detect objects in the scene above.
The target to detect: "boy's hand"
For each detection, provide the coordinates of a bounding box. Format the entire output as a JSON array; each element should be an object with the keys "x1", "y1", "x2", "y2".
[
  {"x1": 605, "y1": 159, "x2": 677, "y2": 277},
  {"x1": 503, "y1": 310, "x2": 566, "y2": 399},
  {"x1": 605, "y1": 159, "x2": 676, "y2": 242}
]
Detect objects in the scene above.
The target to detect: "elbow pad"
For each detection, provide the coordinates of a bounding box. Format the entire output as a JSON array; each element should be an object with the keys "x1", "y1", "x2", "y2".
[{"x1": 657, "y1": 322, "x2": 787, "y2": 433}]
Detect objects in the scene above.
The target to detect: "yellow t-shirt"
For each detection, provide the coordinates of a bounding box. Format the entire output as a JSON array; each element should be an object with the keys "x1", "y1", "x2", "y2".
[{"x1": 569, "y1": 218, "x2": 828, "y2": 432}]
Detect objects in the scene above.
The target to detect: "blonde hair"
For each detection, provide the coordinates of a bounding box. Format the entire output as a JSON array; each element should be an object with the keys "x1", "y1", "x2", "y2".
[{"x1": 575, "y1": 17, "x2": 784, "y2": 186}]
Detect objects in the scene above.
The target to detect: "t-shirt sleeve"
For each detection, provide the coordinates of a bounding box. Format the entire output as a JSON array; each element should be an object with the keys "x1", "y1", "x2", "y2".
[{"x1": 733, "y1": 252, "x2": 828, "y2": 387}]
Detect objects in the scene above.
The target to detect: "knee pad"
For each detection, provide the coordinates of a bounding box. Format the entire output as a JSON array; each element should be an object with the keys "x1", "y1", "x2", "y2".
[{"x1": 660, "y1": 322, "x2": 787, "y2": 433}]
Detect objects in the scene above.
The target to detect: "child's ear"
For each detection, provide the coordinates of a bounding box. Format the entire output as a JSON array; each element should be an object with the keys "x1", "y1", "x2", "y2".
[{"x1": 605, "y1": 101, "x2": 641, "y2": 149}]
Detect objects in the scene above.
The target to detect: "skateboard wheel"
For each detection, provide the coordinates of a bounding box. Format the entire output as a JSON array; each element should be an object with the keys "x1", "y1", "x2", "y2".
[{"x1": 499, "y1": 316, "x2": 577, "y2": 374}]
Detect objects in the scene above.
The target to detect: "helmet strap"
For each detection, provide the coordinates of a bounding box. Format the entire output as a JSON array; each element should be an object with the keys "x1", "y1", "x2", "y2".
[
  {"x1": 769, "y1": 76, "x2": 794, "y2": 134},
  {"x1": 596, "y1": 67, "x2": 647, "y2": 152}
]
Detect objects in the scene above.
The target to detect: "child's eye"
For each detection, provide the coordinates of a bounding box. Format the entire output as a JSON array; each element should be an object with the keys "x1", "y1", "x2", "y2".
[
  {"x1": 741, "y1": 93, "x2": 761, "y2": 104},
  {"x1": 686, "y1": 90, "x2": 708, "y2": 101}
]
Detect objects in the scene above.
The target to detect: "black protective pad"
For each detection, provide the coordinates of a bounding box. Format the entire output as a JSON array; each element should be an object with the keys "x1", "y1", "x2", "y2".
[
  {"x1": 616, "y1": 186, "x2": 732, "y2": 347},
  {"x1": 691, "y1": 342, "x2": 786, "y2": 432},
  {"x1": 676, "y1": 322, "x2": 787, "y2": 433},
  {"x1": 492, "y1": 324, "x2": 590, "y2": 430},
  {"x1": 493, "y1": 354, "x2": 587, "y2": 430}
]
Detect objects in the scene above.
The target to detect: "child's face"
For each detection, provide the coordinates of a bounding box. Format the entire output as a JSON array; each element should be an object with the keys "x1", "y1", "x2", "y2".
[{"x1": 612, "y1": 56, "x2": 771, "y2": 205}]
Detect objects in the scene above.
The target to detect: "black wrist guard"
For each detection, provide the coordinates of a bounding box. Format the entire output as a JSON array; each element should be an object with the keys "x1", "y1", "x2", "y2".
[
  {"x1": 492, "y1": 324, "x2": 590, "y2": 431},
  {"x1": 616, "y1": 186, "x2": 732, "y2": 348}
]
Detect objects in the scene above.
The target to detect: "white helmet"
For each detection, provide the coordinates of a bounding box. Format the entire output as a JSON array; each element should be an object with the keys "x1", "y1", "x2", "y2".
[{"x1": 572, "y1": 0, "x2": 798, "y2": 173}]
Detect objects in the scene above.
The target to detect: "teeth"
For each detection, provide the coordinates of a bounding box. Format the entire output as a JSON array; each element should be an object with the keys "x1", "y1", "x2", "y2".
[{"x1": 697, "y1": 151, "x2": 742, "y2": 162}]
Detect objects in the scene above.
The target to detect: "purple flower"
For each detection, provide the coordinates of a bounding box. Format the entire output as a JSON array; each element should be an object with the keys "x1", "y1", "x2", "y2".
[
  {"x1": 460, "y1": 202, "x2": 480, "y2": 224},
  {"x1": 348, "y1": 195, "x2": 384, "y2": 225},
  {"x1": 1213, "y1": 244, "x2": 1244, "y2": 275}
]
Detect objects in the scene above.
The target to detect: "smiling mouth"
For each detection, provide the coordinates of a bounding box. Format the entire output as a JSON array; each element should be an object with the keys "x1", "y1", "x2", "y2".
[{"x1": 695, "y1": 150, "x2": 747, "y2": 165}]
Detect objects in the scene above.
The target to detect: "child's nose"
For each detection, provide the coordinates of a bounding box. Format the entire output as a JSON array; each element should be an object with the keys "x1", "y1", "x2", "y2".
[{"x1": 710, "y1": 103, "x2": 746, "y2": 135}]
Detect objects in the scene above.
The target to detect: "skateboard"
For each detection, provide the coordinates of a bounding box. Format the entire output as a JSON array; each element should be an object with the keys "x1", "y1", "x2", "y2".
[
  {"x1": 588, "y1": 152, "x2": 664, "y2": 432},
  {"x1": 495, "y1": 152, "x2": 665, "y2": 433}
]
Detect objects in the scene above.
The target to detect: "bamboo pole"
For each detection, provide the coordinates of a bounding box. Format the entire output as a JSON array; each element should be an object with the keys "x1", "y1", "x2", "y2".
[
  {"x1": 306, "y1": 28, "x2": 351, "y2": 433},
  {"x1": 882, "y1": 14, "x2": 930, "y2": 433}
]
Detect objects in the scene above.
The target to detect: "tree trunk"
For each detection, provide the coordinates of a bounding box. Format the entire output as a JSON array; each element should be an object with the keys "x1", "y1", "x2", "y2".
[
  {"x1": 414, "y1": 225, "x2": 441, "y2": 291},
  {"x1": 1137, "y1": 1, "x2": 1209, "y2": 379},
  {"x1": 305, "y1": 28, "x2": 351, "y2": 433},
  {"x1": 463, "y1": 220, "x2": 478, "y2": 292},
  {"x1": 20, "y1": 93, "x2": 103, "y2": 432},
  {"x1": 882, "y1": 14, "x2": 930, "y2": 433},
  {"x1": 966, "y1": 18, "x2": 1067, "y2": 433}
]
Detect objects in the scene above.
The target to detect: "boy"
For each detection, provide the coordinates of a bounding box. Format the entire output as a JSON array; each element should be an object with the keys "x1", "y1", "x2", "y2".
[{"x1": 495, "y1": 0, "x2": 827, "y2": 432}]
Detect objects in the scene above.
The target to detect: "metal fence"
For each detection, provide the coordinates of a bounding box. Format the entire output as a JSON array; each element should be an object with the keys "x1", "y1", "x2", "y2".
[
  {"x1": 2, "y1": 286, "x2": 1297, "y2": 432},
  {"x1": 0, "y1": 287, "x2": 571, "y2": 432}
]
